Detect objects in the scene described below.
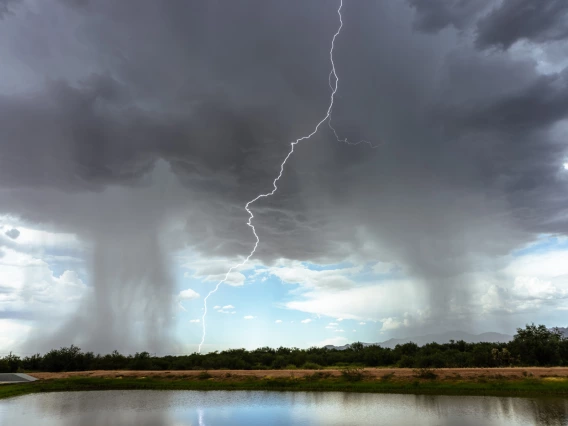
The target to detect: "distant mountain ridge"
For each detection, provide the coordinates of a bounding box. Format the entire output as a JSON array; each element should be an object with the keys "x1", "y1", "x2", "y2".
[{"x1": 323, "y1": 330, "x2": 514, "y2": 350}]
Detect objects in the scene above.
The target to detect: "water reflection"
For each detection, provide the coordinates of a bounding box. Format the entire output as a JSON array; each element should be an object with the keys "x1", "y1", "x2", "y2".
[{"x1": 1, "y1": 390, "x2": 567, "y2": 426}]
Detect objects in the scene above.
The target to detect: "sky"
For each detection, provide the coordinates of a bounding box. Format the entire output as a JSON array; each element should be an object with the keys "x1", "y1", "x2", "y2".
[{"x1": 1, "y1": 0, "x2": 568, "y2": 355}]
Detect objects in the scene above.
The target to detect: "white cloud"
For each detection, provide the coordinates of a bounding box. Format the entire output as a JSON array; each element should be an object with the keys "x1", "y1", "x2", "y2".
[
  {"x1": 0, "y1": 249, "x2": 89, "y2": 352},
  {"x1": 275, "y1": 319, "x2": 282, "y2": 323},
  {"x1": 206, "y1": 272, "x2": 246, "y2": 286},
  {"x1": 380, "y1": 317, "x2": 404, "y2": 331},
  {"x1": 479, "y1": 249, "x2": 568, "y2": 315},
  {"x1": 328, "y1": 322, "x2": 338, "y2": 326},
  {"x1": 244, "y1": 315, "x2": 255, "y2": 320},
  {"x1": 0, "y1": 249, "x2": 88, "y2": 311},
  {"x1": 480, "y1": 284, "x2": 513, "y2": 313},
  {"x1": 301, "y1": 318, "x2": 312, "y2": 324},
  {"x1": 178, "y1": 288, "x2": 200, "y2": 300},
  {"x1": 325, "y1": 326, "x2": 335, "y2": 329},
  {"x1": 334, "y1": 329, "x2": 345, "y2": 333},
  {"x1": 181, "y1": 256, "x2": 255, "y2": 287},
  {"x1": 505, "y1": 250, "x2": 568, "y2": 278},
  {"x1": 189, "y1": 319, "x2": 200, "y2": 323},
  {"x1": 285, "y1": 280, "x2": 425, "y2": 322},
  {"x1": 260, "y1": 263, "x2": 362, "y2": 291},
  {"x1": 0, "y1": 320, "x2": 31, "y2": 354},
  {"x1": 379, "y1": 312, "x2": 424, "y2": 332},
  {"x1": 0, "y1": 221, "x2": 82, "y2": 251},
  {"x1": 359, "y1": 322, "x2": 366, "y2": 325},
  {"x1": 314, "y1": 336, "x2": 348, "y2": 347},
  {"x1": 513, "y1": 276, "x2": 568, "y2": 300},
  {"x1": 213, "y1": 305, "x2": 221, "y2": 310},
  {"x1": 216, "y1": 304, "x2": 236, "y2": 314}
]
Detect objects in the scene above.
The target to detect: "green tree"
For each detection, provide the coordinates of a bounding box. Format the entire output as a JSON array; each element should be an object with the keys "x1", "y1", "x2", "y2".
[{"x1": 509, "y1": 324, "x2": 563, "y2": 366}]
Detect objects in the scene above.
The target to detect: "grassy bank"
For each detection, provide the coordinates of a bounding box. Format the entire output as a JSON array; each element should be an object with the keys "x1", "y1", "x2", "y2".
[{"x1": 2, "y1": 374, "x2": 568, "y2": 400}]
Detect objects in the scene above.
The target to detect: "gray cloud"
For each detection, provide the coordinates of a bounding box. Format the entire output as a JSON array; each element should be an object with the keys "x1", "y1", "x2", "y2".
[
  {"x1": 1, "y1": 0, "x2": 568, "y2": 347},
  {"x1": 4, "y1": 228, "x2": 20, "y2": 239},
  {"x1": 59, "y1": 0, "x2": 88, "y2": 9},
  {"x1": 0, "y1": 0, "x2": 20, "y2": 19},
  {"x1": 476, "y1": 0, "x2": 568, "y2": 49},
  {"x1": 408, "y1": 0, "x2": 492, "y2": 33}
]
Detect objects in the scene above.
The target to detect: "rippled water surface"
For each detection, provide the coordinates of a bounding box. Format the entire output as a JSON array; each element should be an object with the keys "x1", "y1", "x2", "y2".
[{"x1": 1, "y1": 390, "x2": 568, "y2": 425}]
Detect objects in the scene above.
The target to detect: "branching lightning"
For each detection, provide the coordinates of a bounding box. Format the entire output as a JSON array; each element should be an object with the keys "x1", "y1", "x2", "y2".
[
  {"x1": 198, "y1": 0, "x2": 375, "y2": 353},
  {"x1": 327, "y1": 71, "x2": 381, "y2": 149},
  {"x1": 328, "y1": 118, "x2": 381, "y2": 148}
]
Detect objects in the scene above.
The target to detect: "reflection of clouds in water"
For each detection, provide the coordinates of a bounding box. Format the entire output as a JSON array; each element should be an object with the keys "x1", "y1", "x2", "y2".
[
  {"x1": 41, "y1": 390, "x2": 174, "y2": 426},
  {"x1": 1, "y1": 390, "x2": 568, "y2": 426},
  {"x1": 410, "y1": 394, "x2": 568, "y2": 426},
  {"x1": 289, "y1": 392, "x2": 568, "y2": 426}
]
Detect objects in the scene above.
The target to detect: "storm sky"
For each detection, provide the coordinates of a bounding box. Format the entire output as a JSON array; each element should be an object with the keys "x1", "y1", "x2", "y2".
[{"x1": 1, "y1": 0, "x2": 568, "y2": 354}]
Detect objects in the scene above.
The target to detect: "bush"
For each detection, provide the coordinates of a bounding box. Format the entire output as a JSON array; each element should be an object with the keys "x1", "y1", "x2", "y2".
[
  {"x1": 341, "y1": 367, "x2": 365, "y2": 382},
  {"x1": 301, "y1": 362, "x2": 322, "y2": 370},
  {"x1": 413, "y1": 367, "x2": 437, "y2": 380},
  {"x1": 305, "y1": 371, "x2": 332, "y2": 381},
  {"x1": 197, "y1": 371, "x2": 212, "y2": 380}
]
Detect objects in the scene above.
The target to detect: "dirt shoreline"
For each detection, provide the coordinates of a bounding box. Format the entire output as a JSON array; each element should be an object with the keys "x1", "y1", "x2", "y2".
[{"x1": 32, "y1": 367, "x2": 568, "y2": 381}]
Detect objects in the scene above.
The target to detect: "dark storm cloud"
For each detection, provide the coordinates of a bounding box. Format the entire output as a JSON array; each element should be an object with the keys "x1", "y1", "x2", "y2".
[
  {"x1": 447, "y1": 68, "x2": 568, "y2": 131},
  {"x1": 407, "y1": 0, "x2": 492, "y2": 33},
  {"x1": 0, "y1": 0, "x2": 20, "y2": 19},
  {"x1": 476, "y1": 0, "x2": 568, "y2": 49},
  {"x1": 2, "y1": 0, "x2": 568, "y2": 345},
  {"x1": 59, "y1": 0, "x2": 88, "y2": 9},
  {"x1": 0, "y1": 76, "x2": 153, "y2": 191}
]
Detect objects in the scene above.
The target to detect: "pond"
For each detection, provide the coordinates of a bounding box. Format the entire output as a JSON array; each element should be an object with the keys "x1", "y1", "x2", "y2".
[{"x1": 1, "y1": 390, "x2": 567, "y2": 425}]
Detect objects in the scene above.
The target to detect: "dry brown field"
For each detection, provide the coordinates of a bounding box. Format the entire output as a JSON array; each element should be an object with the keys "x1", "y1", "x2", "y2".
[{"x1": 32, "y1": 367, "x2": 568, "y2": 382}]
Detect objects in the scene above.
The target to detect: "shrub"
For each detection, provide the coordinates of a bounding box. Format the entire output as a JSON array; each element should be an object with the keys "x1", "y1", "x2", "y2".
[
  {"x1": 305, "y1": 371, "x2": 332, "y2": 381},
  {"x1": 413, "y1": 367, "x2": 437, "y2": 380},
  {"x1": 301, "y1": 362, "x2": 322, "y2": 370},
  {"x1": 197, "y1": 371, "x2": 212, "y2": 380},
  {"x1": 341, "y1": 367, "x2": 365, "y2": 382}
]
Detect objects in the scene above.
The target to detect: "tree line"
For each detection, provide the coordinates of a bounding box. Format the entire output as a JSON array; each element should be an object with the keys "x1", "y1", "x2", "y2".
[{"x1": 1, "y1": 324, "x2": 566, "y2": 373}]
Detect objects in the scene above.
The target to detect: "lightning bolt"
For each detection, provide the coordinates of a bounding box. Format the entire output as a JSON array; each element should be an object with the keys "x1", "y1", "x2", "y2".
[
  {"x1": 327, "y1": 73, "x2": 381, "y2": 149},
  {"x1": 328, "y1": 118, "x2": 382, "y2": 149},
  {"x1": 198, "y1": 0, "x2": 374, "y2": 353}
]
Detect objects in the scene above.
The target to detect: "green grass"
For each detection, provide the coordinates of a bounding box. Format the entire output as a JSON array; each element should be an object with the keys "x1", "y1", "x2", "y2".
[{"x1": 1, "y1": 376, "x2": 568, "y2": 401}]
